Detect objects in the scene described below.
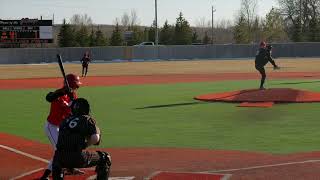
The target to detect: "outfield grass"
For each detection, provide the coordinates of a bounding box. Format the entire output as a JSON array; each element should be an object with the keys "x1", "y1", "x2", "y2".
[{"x1": 1, "y1": 79, "x2": 320, "y2": 154}]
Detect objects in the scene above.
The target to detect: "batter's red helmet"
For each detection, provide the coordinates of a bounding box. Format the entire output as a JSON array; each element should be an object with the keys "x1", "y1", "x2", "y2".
[{"x1": 66, "y1": 74, "x2": 82, "y2": 89}]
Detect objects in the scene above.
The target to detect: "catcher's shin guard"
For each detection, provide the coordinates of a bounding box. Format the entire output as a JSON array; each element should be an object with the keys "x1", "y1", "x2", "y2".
[{"x1": 96, "y1": 151, "x2": 112, "y2": 180}]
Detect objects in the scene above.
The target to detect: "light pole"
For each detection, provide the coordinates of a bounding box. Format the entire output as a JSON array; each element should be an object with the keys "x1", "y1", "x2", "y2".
[
  {"x1": 155, "y1": 0, "x2": 159, "y2": 45},
  {"x1": 211, "y1": 6, "x2": 216, "y2": 45}
]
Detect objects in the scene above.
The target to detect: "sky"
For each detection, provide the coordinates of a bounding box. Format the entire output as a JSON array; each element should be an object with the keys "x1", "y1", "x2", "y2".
[{"x1": 0, "y1": 0, "x2": 278, "y2": 26}]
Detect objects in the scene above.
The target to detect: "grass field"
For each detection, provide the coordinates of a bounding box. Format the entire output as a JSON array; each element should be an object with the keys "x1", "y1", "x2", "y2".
[{"x1": 1, "y1": 78, "x2": 320, "y2": 154}]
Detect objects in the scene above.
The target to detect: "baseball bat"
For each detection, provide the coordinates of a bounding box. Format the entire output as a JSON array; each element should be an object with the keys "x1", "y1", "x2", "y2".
[{"x1": 56, "y1": 54, "x2": 72, "y2": 94}]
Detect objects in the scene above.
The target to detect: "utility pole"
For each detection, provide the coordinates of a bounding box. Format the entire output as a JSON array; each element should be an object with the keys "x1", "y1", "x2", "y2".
[
  {"x1": 211, "y1": 6, "x2": 216, "y2": 45},
  {"x1": 155, "y1": 0, "x2": 159, "y2": 45}
]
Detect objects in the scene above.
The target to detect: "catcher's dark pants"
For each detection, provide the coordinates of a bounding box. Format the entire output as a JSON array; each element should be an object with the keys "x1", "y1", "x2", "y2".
[
  {"x1": 255, "y1": 65, "x2": 266, "y2": 89},
  {"x1": 82, "y1": 64, "x2": 89, "y2": 77},
  {"x1": 52, "y1": 150, "x2": 111, "y2": 180}
]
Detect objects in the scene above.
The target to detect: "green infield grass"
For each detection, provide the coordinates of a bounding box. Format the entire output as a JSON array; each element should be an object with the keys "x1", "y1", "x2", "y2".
[{"x1": 1, "y1": 79, "x2": 320, "y2": 154}]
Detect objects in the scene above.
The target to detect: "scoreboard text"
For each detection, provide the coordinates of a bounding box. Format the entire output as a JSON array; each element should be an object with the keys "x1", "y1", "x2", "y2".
[{"x1": 0, "y1": 19, "x2": 53, "y2": 44}]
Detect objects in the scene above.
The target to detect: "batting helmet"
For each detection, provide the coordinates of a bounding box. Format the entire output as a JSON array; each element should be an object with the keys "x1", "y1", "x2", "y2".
[
  {"x1": 260, "y1": 41, "x2": 266, "y2": 48},
  {"x1": 66, "y1": 74, "x2": 82, "y2": 89},
  {"x1": 72, "y1": 98, "x2": 90, "y2": 115}
]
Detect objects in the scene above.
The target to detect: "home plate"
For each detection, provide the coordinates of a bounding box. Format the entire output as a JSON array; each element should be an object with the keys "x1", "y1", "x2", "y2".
[
  {"x1": 86, "y1": 175, "x2": 135, "y2": 180},
  {"x1": 147, "y1": 171, "x2": 231, "y2": 180}
]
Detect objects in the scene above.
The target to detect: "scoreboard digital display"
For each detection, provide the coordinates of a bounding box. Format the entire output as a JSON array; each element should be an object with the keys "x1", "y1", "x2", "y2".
[{"x1": 0, "y1": 18, "x2": 53, "y2": 44}]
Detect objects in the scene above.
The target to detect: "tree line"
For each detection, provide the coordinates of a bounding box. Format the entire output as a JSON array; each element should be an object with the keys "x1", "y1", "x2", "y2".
[
  {"x1": 59, "y1": 0, "x2": 320, "y2": 47},
  {"x1": 59, "y1": 12, "x2": 198, "y2": 47}
]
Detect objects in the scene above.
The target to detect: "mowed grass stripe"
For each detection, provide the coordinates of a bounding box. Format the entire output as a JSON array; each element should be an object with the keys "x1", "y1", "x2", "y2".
[{"x1": 0, "y1": 79, "x2": 320, "y2": 154}]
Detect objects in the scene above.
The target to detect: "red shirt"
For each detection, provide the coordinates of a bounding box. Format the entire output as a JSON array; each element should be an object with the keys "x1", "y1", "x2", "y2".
[{"x1": 47, "y1": 93, "x2": 77, "y2": 126}]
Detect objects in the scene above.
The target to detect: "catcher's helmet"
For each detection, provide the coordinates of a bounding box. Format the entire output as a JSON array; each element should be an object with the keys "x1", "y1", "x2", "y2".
[
  {"x1": 72, "y1": 98, "x2": 90, "y2": 115},
  {"x1": 259, "y1": 41, "x2": 266, "y2": 48},
  {"x1": 66, "y1": 74, "x2": 82, "y2": 89}
]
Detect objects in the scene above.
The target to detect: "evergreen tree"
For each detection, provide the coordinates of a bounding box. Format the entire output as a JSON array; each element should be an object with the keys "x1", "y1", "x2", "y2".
[
  {"x1": 174, "y1": 12, "x2": 192, "y2": 45},
  {"x1": 75, "y1": 26, "x2": 90, "y2": 47},
  {"x1": 309, "y1": 18, "x2": 320, "y2": 41},
  {"x1": 233, "y1": 14, "x2": 250, "y2": 43},
  {"x1": 202, "y1": 31, "x2": 211, "y2": 44},
  {"x1": 263, "y1": 8, "x2": 288, "y2": 42},
  {"x1": 58, "y1": 19, "x2": 76, "y2": 47},
  {"x1": 110, "y1": 23, "x2": 124, "y2": 46},
  {"x1": 89, "y1": 28, "x2": 96, "y2": 46},
  {"x1": 95, "y1": 29, "x2": 108, "y2": 46},
  {"x1": 192, "y1": 31, "x2": 199, "y2": 43},
  {"x1": 160, "y1": 20, "x2": 174, "y2": 45},
  {"x1": 148, "y1": 25, "x2": 156, "y2": 43},
  {"x1": 251, "y1": 17, "x2": 263, "y2": 43},
  {"x1": 127, "y1": 26, "x2": 144, "y2": 46},
  {"x1": 143, "y1": 28, "x2": 149, "y2": 41}
]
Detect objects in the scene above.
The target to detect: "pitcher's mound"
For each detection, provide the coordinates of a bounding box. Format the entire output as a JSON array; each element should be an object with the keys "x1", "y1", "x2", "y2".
[{"x1": 195, "y1": 88, "x2": 320, "y2": 104}]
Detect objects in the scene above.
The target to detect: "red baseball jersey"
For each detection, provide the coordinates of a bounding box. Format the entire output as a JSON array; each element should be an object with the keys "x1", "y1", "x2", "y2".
[{"x1": 47, "y1": 92, "x2": 77, "y2": 126}]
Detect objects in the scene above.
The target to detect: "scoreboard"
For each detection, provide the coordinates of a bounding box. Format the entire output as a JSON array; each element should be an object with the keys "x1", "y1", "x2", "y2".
[{"x1": 0, "y1": 18, "x2": 53, "y2": 44}]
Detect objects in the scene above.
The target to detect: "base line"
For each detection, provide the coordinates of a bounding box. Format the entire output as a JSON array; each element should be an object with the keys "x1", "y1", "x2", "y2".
[
  {"x1": 201, "y1": 159, "x2": 320, "y2": 173},
  {"x1": 0, "y1": 144, "x2": 49, "y2": 163},
  {"x1": 9, "y1": 168, "x2": 44, "y2": 180}
]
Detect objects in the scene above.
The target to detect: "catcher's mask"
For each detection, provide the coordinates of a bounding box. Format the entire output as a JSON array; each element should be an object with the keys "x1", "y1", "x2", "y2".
[{"x1": 72, "y1": 98, "x2": 90, "y2": 115}]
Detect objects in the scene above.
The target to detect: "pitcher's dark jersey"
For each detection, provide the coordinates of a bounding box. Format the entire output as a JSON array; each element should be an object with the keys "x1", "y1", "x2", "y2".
[
  {"x1": 255, "y1": 48, "x2": 268, "y2": 67},
  {"x1": 255, "y1": 47, "x2": 276, "y2": 67},
  {"x1": 56, "y1": 115, "x2": 98, "y2": 152}
]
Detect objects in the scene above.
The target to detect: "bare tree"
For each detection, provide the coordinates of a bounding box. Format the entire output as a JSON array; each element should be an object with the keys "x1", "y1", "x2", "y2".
[
  {"x1": 278, "y1": 0, "x2": 320, "y2": 41},
  {"x1": 113, "y1": 17, "x2": 120, "y2": 25},
  {"x1": 195, "y1": 17, "x2": 208, "y2": 28},
  {"x1": 194, "y1": 17, "x2": 209, "y2": 40},
  {"x1": 130, "y1": 9, "x2": 140, "y2": 27},
  {"x1": 121, "y1": 12, "x2": 130, "y2": 29},
  {"x1": 120, "y1": 9, "x2": 140, "y2": 30},
  {"x1": 70, "y1": 14, "x2": 93, "y2": 25},
  {"x1": 240, "y1": 0, "x2": 258, "y2": 27}
]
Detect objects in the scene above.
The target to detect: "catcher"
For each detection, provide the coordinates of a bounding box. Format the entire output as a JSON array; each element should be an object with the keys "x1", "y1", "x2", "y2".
[
  {"x1": 255, "y1": 42, "x2": 280, "y2": 90},
  {"x1": 52, "y1": 98, "x2": 111, "y2": 180}
]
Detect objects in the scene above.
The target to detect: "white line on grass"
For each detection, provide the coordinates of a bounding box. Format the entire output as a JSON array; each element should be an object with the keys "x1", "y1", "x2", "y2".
[{"x1": 201, "y1": 159, "x2": 320, "y2": 173}]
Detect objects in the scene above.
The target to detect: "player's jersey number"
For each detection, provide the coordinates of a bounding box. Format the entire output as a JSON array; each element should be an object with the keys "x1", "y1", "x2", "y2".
[{"x1": 67, "y1": 117, "x2": 80, "y2": 128}]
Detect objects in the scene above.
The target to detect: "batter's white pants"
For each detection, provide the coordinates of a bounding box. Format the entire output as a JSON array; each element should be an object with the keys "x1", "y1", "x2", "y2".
[{"x1": 44, "y1": 121, "x2": 59, "y2": 171}]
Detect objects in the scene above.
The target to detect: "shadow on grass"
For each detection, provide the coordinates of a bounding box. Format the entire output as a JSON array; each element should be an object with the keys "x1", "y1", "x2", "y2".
[
  {"x1": 272, "y1": 80, "x2": 320, "y2": 85},
  {"x1": 135, "y1": 101, "x2": 207, "y2": 109}
]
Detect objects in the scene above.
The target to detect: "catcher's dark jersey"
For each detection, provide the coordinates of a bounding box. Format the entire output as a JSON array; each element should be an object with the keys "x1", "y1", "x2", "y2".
[{"x1": 56, "y1": 115, "x2": 98, "y2": 152}]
